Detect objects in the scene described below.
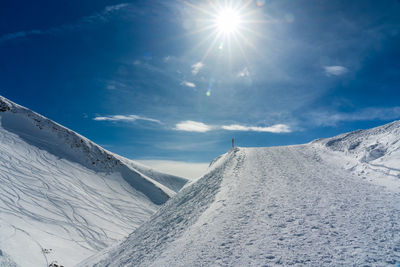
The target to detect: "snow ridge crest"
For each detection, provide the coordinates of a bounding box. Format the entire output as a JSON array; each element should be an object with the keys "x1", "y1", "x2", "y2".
[
  {"x1": 0, "y1": 95, "x2": 121, "y2": 172},
  {"x1": 0, "y1": 95, "x2": 187, "y2": 204},
  {"x1": 314, "y1": 120, "x2": 400, "y2": 183}
]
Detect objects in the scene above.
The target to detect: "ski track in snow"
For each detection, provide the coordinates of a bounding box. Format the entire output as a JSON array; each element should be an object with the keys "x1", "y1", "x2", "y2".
[
  {"x1": 85, "y1": 146, "x2": 400, "y2": 267},
  {"x1": 0, "y1": 126, "x2": 156, "y2": 266},
  {"x1": 0, "y1": 95, "x2": 188, "y2": 266}
]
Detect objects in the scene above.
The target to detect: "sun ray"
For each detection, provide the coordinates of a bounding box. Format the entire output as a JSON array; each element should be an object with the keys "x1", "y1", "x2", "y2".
[
  {"x1": 235, "y1": 30, "x2": 260, "y2": 55},
  {"x1": 201, "y1": 31, "x2": 223, "y2": 62},
  {"x1": 232, "y1": 34, "x2": 248, "y2": 60},
  {"x1": 184, "y1": 1, "x2": 218, "y2": 18},
  {"x1": 184, "y1": 30, "x2": 220, "y2": 59},
  {"x1": 239, "y1": 26, "x2": 270, "y2": 42},
  {"x1": 181, "y1": 24, "x2": 216, "y2": 37}
]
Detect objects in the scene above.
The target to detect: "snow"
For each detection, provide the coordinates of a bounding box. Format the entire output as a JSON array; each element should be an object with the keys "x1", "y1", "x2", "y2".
[
  {"x1": 82, "y1": 122, "x2": 400, "y2": 266},
  {"x1": 2, "y1": 94, "x2": 400, "y2": 266},
  {"x1": 314, "y1": 120, "x2": 400, "y2": 191},
  {"x1": 0, "y1": 249, "x2": 17, "y2": 267},
  {"x1": 0, "y1": 96, "x2": 187, "y2": 266}
]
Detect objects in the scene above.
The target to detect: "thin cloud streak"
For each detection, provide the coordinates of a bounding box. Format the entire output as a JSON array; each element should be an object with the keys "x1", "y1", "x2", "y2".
[
  {"x1": 0, "y1": 3, "x2": 129, "y2": 44},
  {"x1": 181, "y1": 81, "x2": 196, "y2": 88},
  {"x1": 94, "y1": 114, "x2": 161, "y2": 124},
  {"x1": 175, "y1": 121, "x2": 213, "y2": 132},
  {"x1": 222, "y1": 124, "x2": 291, "y2": 133},
  {"x1": 324, "y1": 65, "x2": 348, "y2": 76},
  {"x1": 175, "y1": 121, "x2": 292, "y2": 133}
]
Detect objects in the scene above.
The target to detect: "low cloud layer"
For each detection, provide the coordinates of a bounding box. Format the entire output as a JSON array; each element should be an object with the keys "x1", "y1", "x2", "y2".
[
  {"x1": 175, "y1": 121, "x2": 291, "y2": 133},
  {"x1": 135, "y1": 160, "x2": 209, "y2": 180}
]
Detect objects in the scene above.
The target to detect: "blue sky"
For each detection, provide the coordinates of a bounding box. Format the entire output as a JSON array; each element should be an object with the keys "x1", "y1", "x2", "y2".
[{"x1": 1, "y1": 0, "x2": 400, "y2": 167}]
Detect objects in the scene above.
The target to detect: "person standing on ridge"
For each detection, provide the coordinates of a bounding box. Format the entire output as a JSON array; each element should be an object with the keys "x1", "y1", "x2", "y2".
[{"x1": 232, "y1": 138, "x2": 234, "y2": 148}]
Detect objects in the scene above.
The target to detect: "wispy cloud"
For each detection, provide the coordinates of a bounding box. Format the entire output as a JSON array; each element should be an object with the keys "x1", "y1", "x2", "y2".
[
  {"x1": 221, "y1": 124, "x2": 291, "y2": 133},
  {"x1": 174, "y1": 121, "x2": 292, "y2": 133},
  {"x1": 181, "y1": 81, "x2": 196, "y2": 88},
  {"x1": 163, "y1": 55, "x2": 174, "y2": 62},
  {"x1": 94, "y1": 114, "x2": 161, "y2": 124},
  {"x1": 106, "y1": 80, "x2": 127, "y2": 90},
  {"x1": 0, "y1": 30, "x2": 43, "y2": 43},
  {"x1": 237, "y1": 67, "x2": 250, "y2": 78},
  {"x1": 175, "y1": 121, "x2": 213, "y2": 132},
  {"x1": 0, "y1": 3, "x2": 129, "y2": 44},
  {"x1": 104, "y1": 3, "x2": 129, "y2": 13},
  {"x1": 324, "y1": 65, "x2": 348, "y2": 76},
  {"x1": 308, "y1": 106, "x2": 400, "y2": 126},
  {"x1": 191, "y1": 62, "x2": 204, "y2": 75}
]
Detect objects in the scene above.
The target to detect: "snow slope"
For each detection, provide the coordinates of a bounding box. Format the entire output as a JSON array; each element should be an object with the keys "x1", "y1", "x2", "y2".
[
  {"x1": 313, "y1": 120, "x2": 400, "y2": 190},
  {"x1": 82, "y1": 122, "x2": 400, "y2": 266},
  {"x1": 0, "y1": 96, "x2": 187, "y2": 266}
]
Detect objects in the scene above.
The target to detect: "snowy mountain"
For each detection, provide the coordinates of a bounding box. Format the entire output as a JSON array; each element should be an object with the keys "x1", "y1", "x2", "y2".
[
  {"x1": 82, "y1": 121, "x2": 400, "y2": 266},
  {"x1": 0, "y1": 96, "x2": 187, "y2": 266}
]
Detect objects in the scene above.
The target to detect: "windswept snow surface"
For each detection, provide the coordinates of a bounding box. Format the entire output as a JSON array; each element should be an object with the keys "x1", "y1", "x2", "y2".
[
  {"x1": 314, "y1": 120, "x2": 400, "y2": 191},
  {"x1": 83, "y1": 122, "x2": 400, "y2": 266},
  {"x1": 0, "y1": 96, "x2": 187, "y2": 266}
]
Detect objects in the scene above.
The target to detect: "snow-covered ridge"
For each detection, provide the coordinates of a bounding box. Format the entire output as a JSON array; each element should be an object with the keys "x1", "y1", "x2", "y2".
[
  {"x1": 82, "y1": 121, "x2": 400, "y2": 267},
  {"x1": 0, "y1": 95, "x2": 187, "y2": 204},
  {"x1": 313, "y1": 120, "x2": 400, "y2": 187},
  {"x1": 0, "y1": 95, "x2": 189, "y2": 266},
  {"x1": 81, "y1": 148, "x2": 235, "y2": 266},
  {"x1": 1, "y1": 95, "x2": 120, "y2": 172}
]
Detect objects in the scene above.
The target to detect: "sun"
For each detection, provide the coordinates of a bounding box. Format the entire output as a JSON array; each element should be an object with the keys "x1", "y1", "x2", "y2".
[
  {"x1": 215, "y1": 8, "x2": 242, "y2": 34},
  {"x1": 183, "y1": 0, "x2": 265, "y2": 62}
]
